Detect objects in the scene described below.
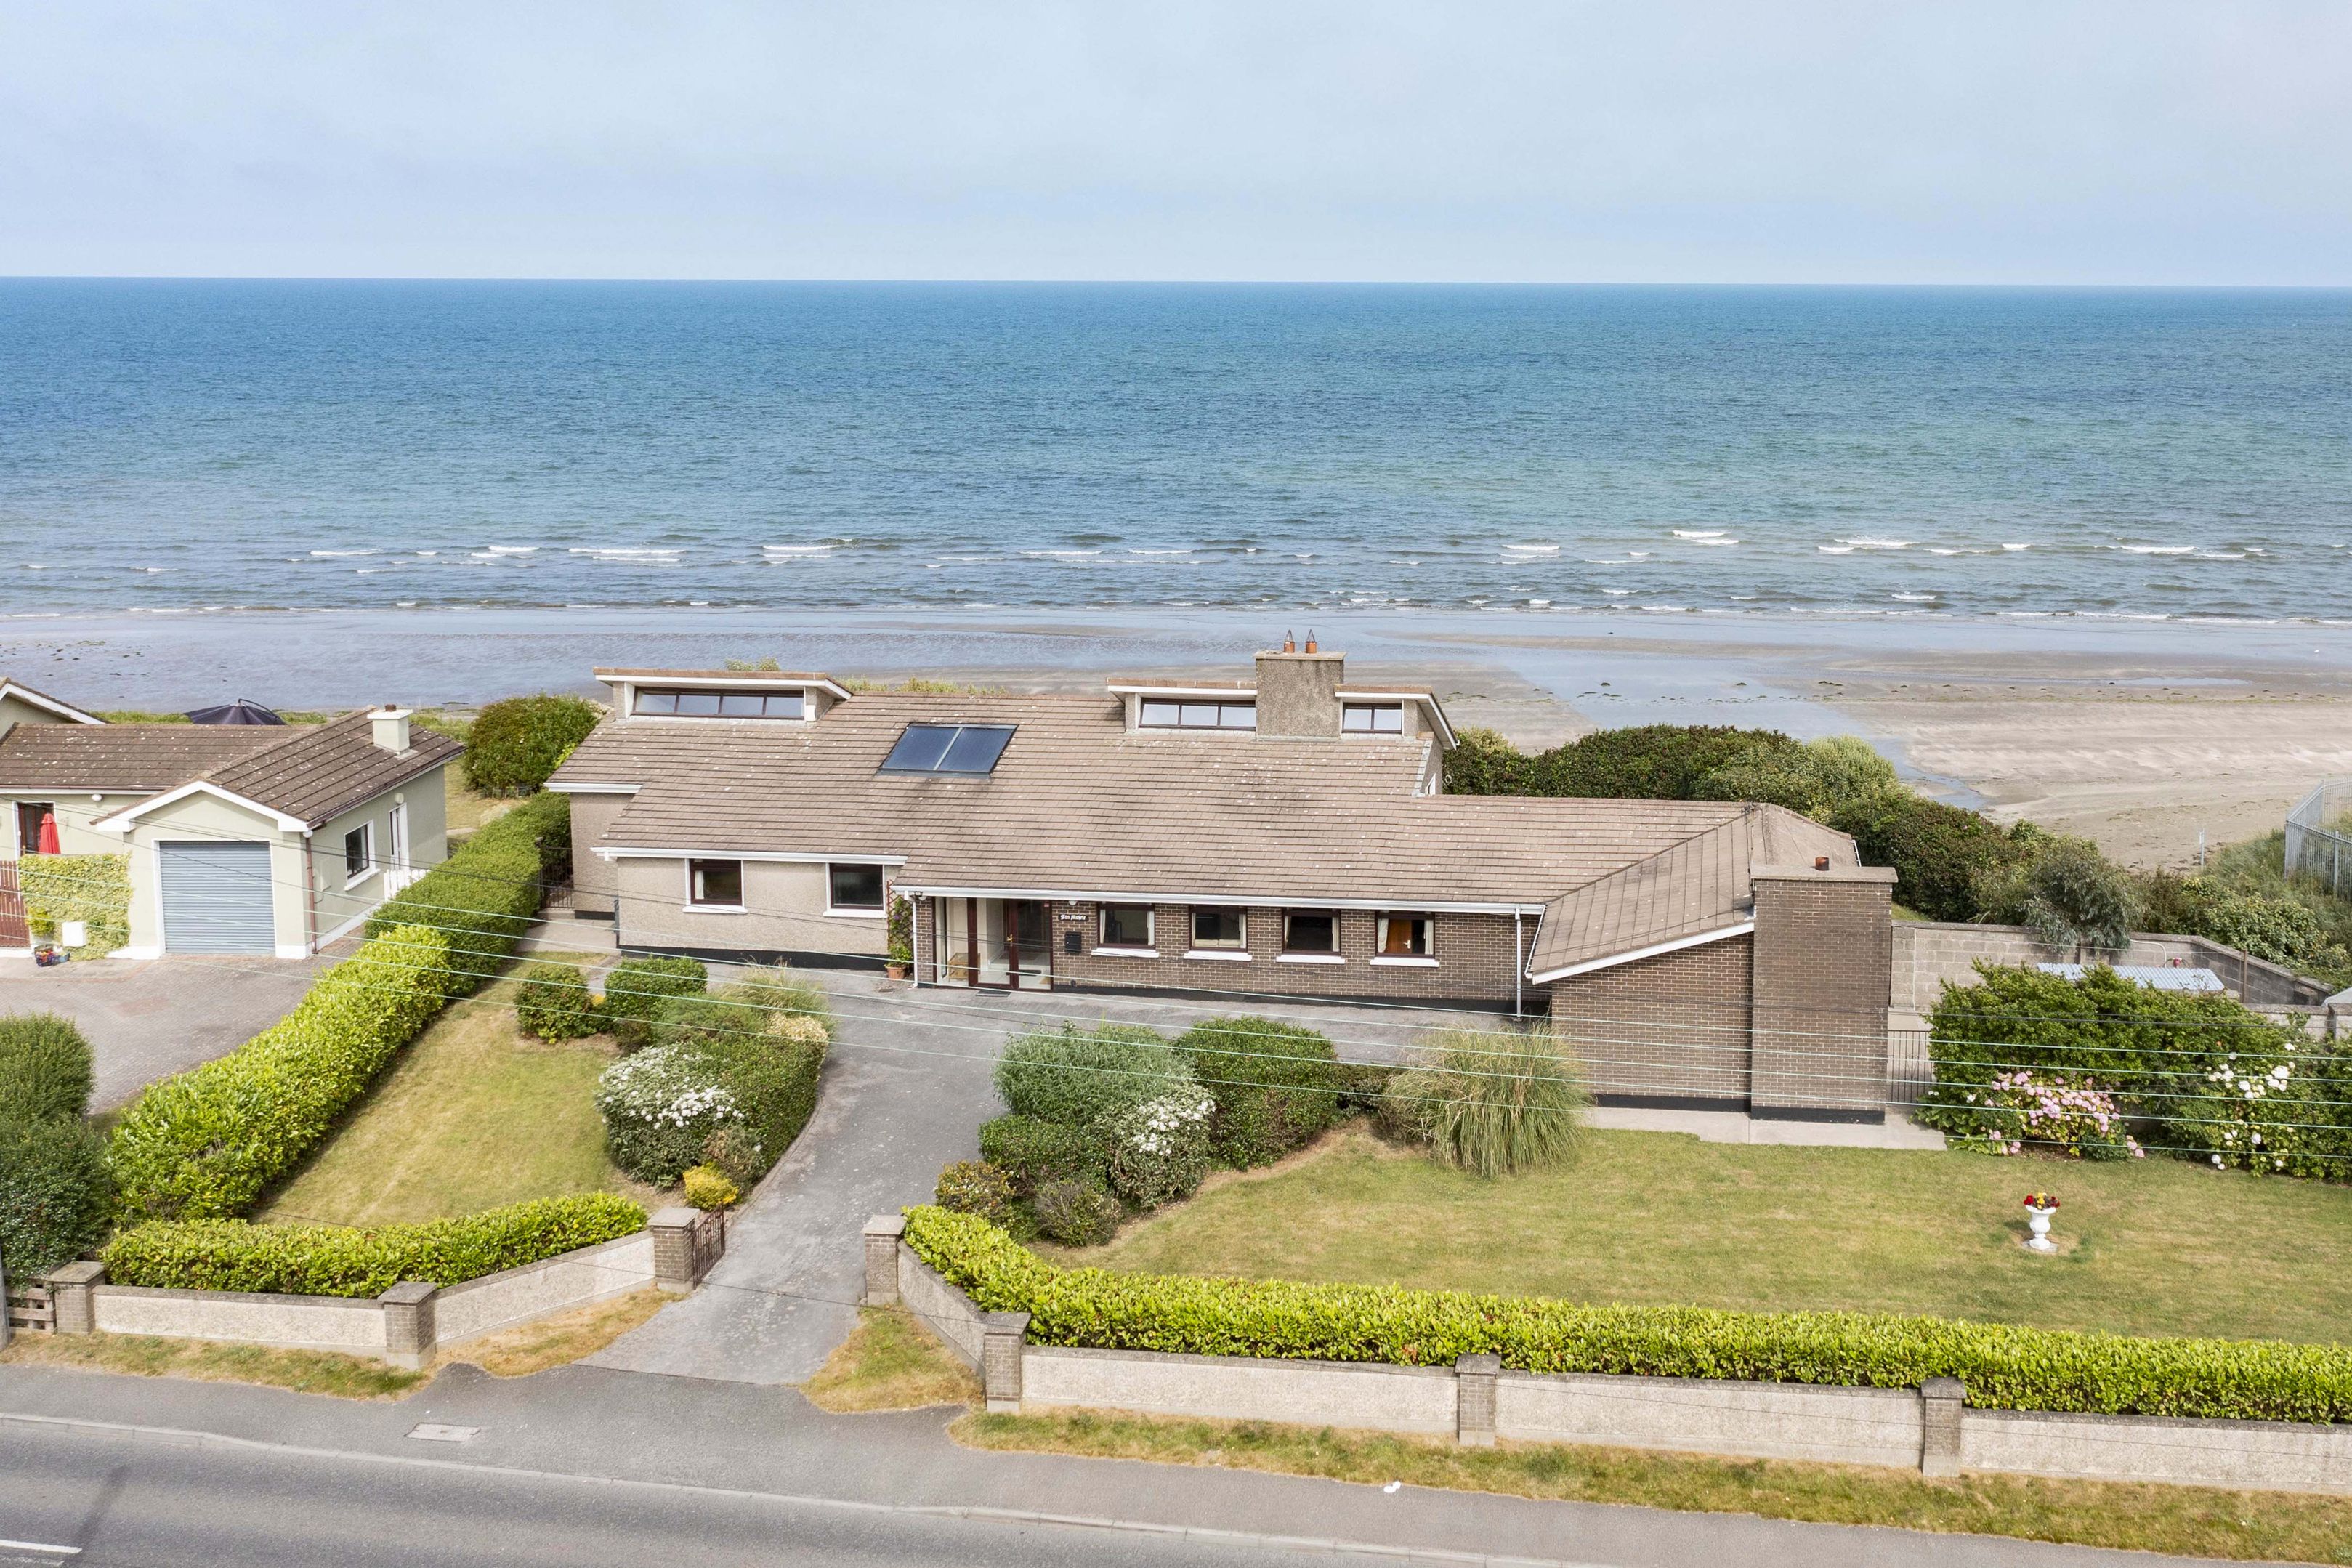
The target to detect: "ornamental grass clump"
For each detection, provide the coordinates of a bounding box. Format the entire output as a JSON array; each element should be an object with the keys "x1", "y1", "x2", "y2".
[{"x1": 1413, "y1": 1025, "x2": 1590, "y2": 1178}]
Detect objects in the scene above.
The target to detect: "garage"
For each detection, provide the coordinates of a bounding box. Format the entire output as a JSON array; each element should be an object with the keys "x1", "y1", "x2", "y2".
[{"x1": 158, "y1": 839, "x2": 276, "y2": 954}]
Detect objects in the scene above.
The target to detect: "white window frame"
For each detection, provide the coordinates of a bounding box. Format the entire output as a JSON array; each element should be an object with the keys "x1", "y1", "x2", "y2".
[
  {"x1": 634, "y1": 687, "x2": 807, "y2": 720},
  {"x1": 685, "y1": 857, "x2": 747, "y2": 913},
  {"x1": 1138, "y1": 700, "x2": 1257, "y2": 730},
  {"x1": 342, "y1": 822, "x2": 376, "y2": 888},
  {"x1": 1341, "y1": 703, "x2": 1405, "y2": 735},
  {"x1": 1096, "y1": 902, "x2": 1156, "y2": 953},
  {"x1": 825, "y1": 862, "x2": 887, "y2": 918},
  {"x1": 1372, "y1": 911, "x2": 1437, "y2": 966},
  {"x1": 1185, "y1": 905, "x2": 1249, "y2": 961}
]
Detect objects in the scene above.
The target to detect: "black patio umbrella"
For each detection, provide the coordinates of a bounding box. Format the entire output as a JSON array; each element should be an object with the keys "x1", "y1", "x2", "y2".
[{"x1": 185, "y1": 698, "x2": 285, "y2": 726}]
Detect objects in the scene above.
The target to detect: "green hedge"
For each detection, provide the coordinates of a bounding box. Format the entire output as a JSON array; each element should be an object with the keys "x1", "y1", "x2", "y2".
[
  {"x1": 1173, "y1": 1016, "x2": 1343, "y2": 1168},
  {"x1": 106, "y1": 925, "x2": 454, "y2": 1221},
  {"x1": 366, "y1": 790, "x2": 570, "y2": 995},
  {"x1": 902, "y1": 1206, "x2": 2352, "y2": 1423},
  {"x1": 0, "y1": 1114, "x2": 113, "y2": 1277},
  {"x1": 515, "y1": 962, "x2": 597, "y2": 1042},
  {"x1": 994, "y1": 1022, "x2": 1190, "y2": 1128},
  {"x1": 1830, "y1": 791, "x2": 2021, "y2": 923},
  {"x1": 0, "y1": 1011, "x2": 94, "y2": 1126},
  {"x1": 20, "y1": 852, "x2": 132, "y2": 957},
  {"x1": 462, "y1": 693, "x2": 602, "y2": 796},
  {"x1": 600, "y1": 955, "x2": 708, "y2": 1048},
  {"x1": 102, "y1": 1194, "x2": 645, "y2": 1298}
]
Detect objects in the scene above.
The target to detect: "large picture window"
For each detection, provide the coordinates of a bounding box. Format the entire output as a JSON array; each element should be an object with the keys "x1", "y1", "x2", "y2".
[
  {"x1": 1100, "y1": 904, "x2": 1155, "y2": 949},
  {"x1": 1190, "y1": 907, "x2": 1245, "y2": 948},
  {"x1": 828, "y1": 863, "x2": 884, "y2": 911},
  {"x1": 1282, "y1": 909, "x2": 1338, "y2": 954},
  {"x1": 687, "y1": 859, "x2": 745, "y2": 909}
]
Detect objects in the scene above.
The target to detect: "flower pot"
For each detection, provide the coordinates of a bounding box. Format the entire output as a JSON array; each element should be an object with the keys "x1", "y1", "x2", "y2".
[
  {"x1": 2024, "y1": 1208, "x2": 2057, "y2": 1253},
  {"x1": 884, "y1": 962, "x2": 908, "y2": 980}
]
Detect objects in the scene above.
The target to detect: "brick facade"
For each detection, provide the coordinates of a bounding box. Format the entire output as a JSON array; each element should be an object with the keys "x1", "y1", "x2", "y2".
[
  {"x1": 1750, "y1": 868, "x2": 1896, "y2": 1120},
  {"x1": 1548, "y1": 936, "x2": 1754, "y2": 1107}
]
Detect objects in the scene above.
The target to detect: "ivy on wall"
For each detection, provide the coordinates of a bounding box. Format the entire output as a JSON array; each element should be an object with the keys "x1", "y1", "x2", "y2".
[{"x1": 23, "y1": 852, "x2": 132, "y2": 956}]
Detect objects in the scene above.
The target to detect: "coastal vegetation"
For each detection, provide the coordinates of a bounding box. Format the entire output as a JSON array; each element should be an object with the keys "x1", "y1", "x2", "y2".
[{"x1": 459, "y1": 691, "x2": 602, "y2": 796}]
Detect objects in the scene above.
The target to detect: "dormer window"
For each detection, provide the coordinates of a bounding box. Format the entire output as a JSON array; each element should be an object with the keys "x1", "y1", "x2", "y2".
[
  {"x1": 1139, "y1": 700, "x2": 1256, "y2": 730},
  {"x1": 635, "y1": 688, "x2": 806, "y2": 719},
  {"x1": 1342, "y1": 703, "x2": 1403, "y2": 734}
]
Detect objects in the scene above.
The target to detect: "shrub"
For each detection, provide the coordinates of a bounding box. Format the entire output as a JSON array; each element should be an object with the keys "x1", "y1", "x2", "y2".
[
  {"x1": 108, "y1": 925, "x2": 454, "y2": 1221},
  {"x1": 1373, "y1": 1067, "x2": 1447, "y2": 1145},
  {"x1": 461, "y1": 692, "x2": 602, "y2": 796},
  {"x1": 994, "y1": 1022, "x2": 1191, "y2": 1128},
  {"x1": 682, "y1": 1164, "x2": 740, "y2": 1211},
  {"x1": 601, "y1": 955, "x2": 709, "y2": 1048},
  {"x1": 886, "y1": 894, "x2": 915, "y2": 968},
  {"x1": 1831, "y1": 790, "x2": 2021, "y2": 922},
  {"x1": 1415, "y1": 1025, "x2": 1589, "y2": 1178},
  {"x1": 594, "y1": 1011, "x2": 828, "y2": 1189},
  {"x1": 368, "y1": 789, "x2": 570, "y2": 995},
  {"x1": 1033, "y1": 1177, "x2": 1123, "y2": 1248},
  {"x1": 1696, "y1": 735, "x2": 1899, "y2": 821},
  {"x1": 1951, "y1": 1072, "x2": 2143, "y2": 1160},
  {"x1": 701, "y1": 1025, "x2": 828, "y2": 1185},
  {"x1": 1330, "y1": 1061, "x2": 1399, "y2": 1114},
  {"x1": 978, "y1": 1115, "x2": 1106, "y2": 1195},
  {"x1": 1538, "y1": 724, "x2": 1801, "y2": 801},
  {"x1": 2137, "y1": 873, "x2": 2352, "y2": 983},
  {"x1": 935, "y1": 1160, "x2": 1017, "y2": 1225},
  {"x1": 1441, "y1": 727, "x2": 1538, "y2": 795},
  {"x1": 720, "y1": 963, "x2": 831, "y2": 1032},
  {"x1": 902, "y1": 1206, "x2": 2352, "y2": 1423},
  {"x1": 0, "y1": 1115, "x2": 113, "y2": 1276},
  {"x1": 1097, "y1": 1087, "x2": 1216, "y2": 1210},
  {"x1": 0, "y1": 1011, "x2": 94, "y2": 1125},
  {"x1": 514, "y1": 963, "x2": 597, "y2": 1042},
  {"x1": 1174, "y1": 1016, "x2": 1343, "y2": 1168},
  {"x1": 20, "y1": 852, "x2": 131, "y2": 957},
  {"x1": 1975, "y1": 834, "x2": 2139, "y2": 953},
  {"x1": 102, "y1": 1195, "x2": 644, "y2": 1298}
]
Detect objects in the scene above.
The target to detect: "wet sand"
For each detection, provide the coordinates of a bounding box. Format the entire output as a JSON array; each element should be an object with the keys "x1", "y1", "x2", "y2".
[{"x1": 7, "y1": 606, "x2": 2348, "y2": 868}]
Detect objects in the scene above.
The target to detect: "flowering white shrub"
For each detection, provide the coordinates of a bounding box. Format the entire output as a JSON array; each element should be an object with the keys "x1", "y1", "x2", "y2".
[
  {"x1": 1955, "y1": 1072, "x2": 2141, "y2": 1160},
  {"x1": 1098, "y1": 1087, "x2": 1216, "y2": 1210},
  {"x1": 2175, "y1": 1041, "x2": 2330, "y2": 1178},
  {"x1": 595, "y1": 1044, "x2": 746, "y2": 1184}
]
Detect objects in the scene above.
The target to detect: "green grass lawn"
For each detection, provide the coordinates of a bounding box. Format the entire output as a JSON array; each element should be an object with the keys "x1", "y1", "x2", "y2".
[
  {"x1": 260, "y1": 965, "x2": 660, "y2": 1226},
  {"x1": 1070, "y1": 1126, "x2": 2352, "y2": 1344}
]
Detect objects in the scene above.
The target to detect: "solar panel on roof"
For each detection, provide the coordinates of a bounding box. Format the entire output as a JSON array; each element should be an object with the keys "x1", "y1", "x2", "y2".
[{"x1": 881, "y1": 723, "x2": 1014, "y2": 775}]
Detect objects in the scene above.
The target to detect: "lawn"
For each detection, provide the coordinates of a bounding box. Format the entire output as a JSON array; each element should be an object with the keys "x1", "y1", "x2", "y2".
[
  {"x1": 1070, "y1": 1126, "x2": 2352, "y2": 1344},
  {"x1": 260, "y1": 963, "x2": 659, "y2": 1226}
]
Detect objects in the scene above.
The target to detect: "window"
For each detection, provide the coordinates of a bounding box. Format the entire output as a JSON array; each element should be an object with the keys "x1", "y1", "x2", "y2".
[
  {"x1": 1190, "y1": 907, "x2": 1245, "y2": 948},
  {"x1": 1282, "y1": 910, "x2": 1338, "y2": 953},
  {"x1": 688, "y1": 859, "x2": 745, "y2": 909},
  {"x1": 343, "y1": 823, "x2": 374, "y2": 884},
  {"x1": 880, "y1": 723, "x2": 1017, "y2": 775},
  {"x1": 1342, "y1": 703, "x2": 1404, "y2": 734},
  {"x1": 15, "y1": 801, "x2": 56, "y2": 856},
  {"x1": 1139, "y1": 700, "x2": 1256, "y2": 730},
  {"x1": 828, "y1": 862, "x2": 884, "y2": 910},
  {"x1": 1100, "y1": 904, "x2": 1155, "y2": 948},
  {"x1": 1378, "y1": 913, "x2": 1431, "y2": 957},
  {"x1": 634, "y1": 688, "x2": 805, "y2": 719}
]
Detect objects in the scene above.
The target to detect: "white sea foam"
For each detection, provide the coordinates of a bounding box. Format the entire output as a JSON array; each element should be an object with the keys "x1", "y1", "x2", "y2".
[
  {"x1": 1840, "y1": 537, "x2": 1913, "y2": 550},
  {"x1": 2116, "y1": 544, "x2": 2194, "y2": 555},
  {"x1": 1818, "y1": 545, "x2": 1856, "y2": 554},
  {"x1": 761, "y1": 544, "x2": 834, "y2": 557},
  {"x1": 568, "y1": 547, "x2": 683, "y2": 560},
  {"x1": 1602, "y1": 588, "x2": 1636, "y2": 596},
  {"x1": 1525, "y1": 597, "x2": 1551, "y2": 606},
  {"x1": 1500, "y1": 543, "x2": 1560, "y2": 556},
  {"x1": 310, "y1": 549, "x2": 376, "y2": 557},
  {"x1": 1021, "y1": 549, "x2": 1102, "y2": 559},
  {"x1": 480, "y1": 545, "x2": 537, "y2": 555},
  {"x1": 1891, "y1": 592, "x2": 1939, "y2": 602},
  {"x1": 1128, "y1": 548, "x2": 1192, "y2": 557},
  {"x1": 1628, "y1": 551, "x2": 1651, "y2": 559}
]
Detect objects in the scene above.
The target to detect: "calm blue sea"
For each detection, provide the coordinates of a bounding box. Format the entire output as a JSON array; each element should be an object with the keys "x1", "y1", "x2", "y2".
[{"x1": 1, "y1": 281, "x2": 2348, "y2": 623}]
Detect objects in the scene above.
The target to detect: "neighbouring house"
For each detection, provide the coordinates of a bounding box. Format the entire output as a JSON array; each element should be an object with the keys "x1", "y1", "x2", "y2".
[
  {"x1": 551, "y1": 644, "x2": 1899, "y2": 1121},
  {"x1": 0, "y1": 680, "x2": 459, "y2": 958}
]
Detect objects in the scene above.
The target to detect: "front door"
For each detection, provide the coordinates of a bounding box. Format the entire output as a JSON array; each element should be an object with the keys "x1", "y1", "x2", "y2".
[{"x1": 1006, "y1": 900, "x2": 1049, "y2": 988}]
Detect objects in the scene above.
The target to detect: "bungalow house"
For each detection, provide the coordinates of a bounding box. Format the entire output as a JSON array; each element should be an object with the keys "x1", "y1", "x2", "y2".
[
  {"x1": 0, "y1": 680, "x2": 459, "y2": 958},
  {"x1": 552, "y1": 645, "x2": 1899, "y2": 1121}
]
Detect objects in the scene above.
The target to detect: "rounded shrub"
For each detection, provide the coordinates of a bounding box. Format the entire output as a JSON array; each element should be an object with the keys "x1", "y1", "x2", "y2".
[
  {"x1": 935, "y1": 1160, "x2": 1016, "y2": 1226},
  {"x1": 595, "y1": 1044, "x2": 740, "y2": 1185},
  {"x1": 1831, "y1": 790, "x2": 2021, "y2": 923},
  {"x1": 977, "y1": 1114, "x2": 1106, "y2": 1195},
  {"x1": 0, "y1": 1114, "x2": 113, "y2": 1276},
  {"x1": 682, "y1": 1164, "x2": 740, "y2": 1211},
  {"x1": 514, "y1": 963, "x2": 597, "y2": 1042},
  {"x1": 461, "y1": 692, "x2": 602, "y2": 796},
  {"x1": 0, "y1": 1011, "x2": 94, "y2": 1124},
  {"x1": 1098, "y1": 1086, "x2": 1216, "y2": 1210},
  {"x1": 1034, "y1": 1176, "x2": 1123, "y2": 1248},
  {"x1": 994, "y1": 1022, "x2": 1189, "y2": 1128},
  {"x1": 600, "y1": 956, "x2": 709, "y2": 1049},
  {"x1": 1174, "y1": 1015, "x2": 1343, "y2": 1168}
]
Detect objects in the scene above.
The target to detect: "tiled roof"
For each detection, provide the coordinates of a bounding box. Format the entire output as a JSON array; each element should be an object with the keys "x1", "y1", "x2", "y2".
[
  {"x1": 1523, "y1": 807, "x2": 1856, "y2": 978},
  {"x1": 554, "y1": 692, "x2": 1774, "y2": 910},
  {"x1": 0, "y1": 712, "x2": 459, "y2": 828}
]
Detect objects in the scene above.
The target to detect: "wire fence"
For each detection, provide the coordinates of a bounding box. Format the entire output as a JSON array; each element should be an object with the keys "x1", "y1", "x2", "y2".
[{"x1": 2284, "y1": 777, "x2": 2352, "y2": 898}]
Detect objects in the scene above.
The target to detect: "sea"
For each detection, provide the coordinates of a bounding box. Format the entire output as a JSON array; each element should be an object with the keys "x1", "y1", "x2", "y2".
[{"x1": 1, "y1": 280, "x2": 2349, "y2": 625}]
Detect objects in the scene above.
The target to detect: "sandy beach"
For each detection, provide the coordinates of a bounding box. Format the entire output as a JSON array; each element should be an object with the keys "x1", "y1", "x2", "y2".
[{"x1": 7, "y1": 606, "x2": 2348, "y2": 868}]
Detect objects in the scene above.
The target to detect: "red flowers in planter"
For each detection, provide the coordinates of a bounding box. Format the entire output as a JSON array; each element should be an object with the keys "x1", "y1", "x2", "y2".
[{"x1": 2021, "y1": 1192, "x2": 2061, "y2": 1212}]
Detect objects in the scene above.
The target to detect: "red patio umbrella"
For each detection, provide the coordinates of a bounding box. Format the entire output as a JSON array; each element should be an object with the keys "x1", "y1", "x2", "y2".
[{"x1": 36, "y1": 814, "x2": 60, "y2": 854}]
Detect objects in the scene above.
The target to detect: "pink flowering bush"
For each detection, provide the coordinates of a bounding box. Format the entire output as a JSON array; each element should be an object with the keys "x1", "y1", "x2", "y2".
[{"x1": 1953, "y1": 1072, "x2": 2143, "y2": 1161}]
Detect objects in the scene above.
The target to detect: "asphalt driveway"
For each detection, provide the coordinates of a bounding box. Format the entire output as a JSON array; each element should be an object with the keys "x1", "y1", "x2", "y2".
[{"x1": 0, "y1": 942, "x2": 350, "y2": 1110}]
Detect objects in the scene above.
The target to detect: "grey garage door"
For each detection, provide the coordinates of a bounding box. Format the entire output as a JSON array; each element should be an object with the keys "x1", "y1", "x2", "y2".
[{"x1": 158, "y1": 840, "x2": 276, "y2": 954}]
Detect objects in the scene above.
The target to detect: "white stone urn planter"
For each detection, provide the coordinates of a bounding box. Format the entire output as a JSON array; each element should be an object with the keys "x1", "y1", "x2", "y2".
[{"x1": 2022, "y1": 1197, "x2": 2059, "y2": 1253}]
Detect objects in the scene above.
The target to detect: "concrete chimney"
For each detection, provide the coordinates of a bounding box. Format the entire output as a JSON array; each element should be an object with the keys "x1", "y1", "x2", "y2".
[
  {"x1": 1253, "y1": 645, "x2": 1344, "y2": 739},
  {"x1": 371, "y1": 706, "x2": 413, "y2": 754}
]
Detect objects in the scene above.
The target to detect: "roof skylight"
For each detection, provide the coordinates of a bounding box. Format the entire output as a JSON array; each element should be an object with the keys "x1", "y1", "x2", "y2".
[{"x1": 879, "y1": 723, "x2": 1015, "y2": 775}]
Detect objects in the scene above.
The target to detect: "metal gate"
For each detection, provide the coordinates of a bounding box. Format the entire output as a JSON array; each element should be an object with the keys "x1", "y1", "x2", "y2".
[{"x1": 158, "y1": 840, "x2": 275, "y2": 954}]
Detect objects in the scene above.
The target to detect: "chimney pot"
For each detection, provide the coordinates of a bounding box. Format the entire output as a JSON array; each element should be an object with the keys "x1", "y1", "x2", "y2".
[
  {"x1": 1282, "y1": 631, "x2": 1296, "y2": 653},
  {"x1": 1303, "y1": 630, "x2": 1317, "y2": 654},
  {"x1": 1814, "y1": 855, "x2": 1830, "y2": 871}
]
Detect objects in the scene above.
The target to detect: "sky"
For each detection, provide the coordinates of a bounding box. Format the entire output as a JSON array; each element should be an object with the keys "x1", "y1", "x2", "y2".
[{"x1": 3, "y1": 2, "x2": 2349, "y2": 283}]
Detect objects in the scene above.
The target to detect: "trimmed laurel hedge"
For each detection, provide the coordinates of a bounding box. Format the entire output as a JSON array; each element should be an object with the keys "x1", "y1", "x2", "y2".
[
  {"x1": 102, "y1": 1194, "x2": 646, "y2": 1298},
  {"x1": 107, "y1": 926, "x2": 455, "y2": 1222},
  {"x1": 902, "y1": 1206, "x2": 2352, "y2": 1423},
  {"x1": 366, "y1": 790, "x2": 571, "y2": 995}
]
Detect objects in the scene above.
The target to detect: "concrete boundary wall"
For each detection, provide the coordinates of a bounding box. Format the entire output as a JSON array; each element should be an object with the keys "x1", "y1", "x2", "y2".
[
  {"x1": 868, "y1": 1217, "x2": 2352, "y2": 1495},
  {"x1": 43, "y1": 1209, "x2": 715, "y2": 1370}
]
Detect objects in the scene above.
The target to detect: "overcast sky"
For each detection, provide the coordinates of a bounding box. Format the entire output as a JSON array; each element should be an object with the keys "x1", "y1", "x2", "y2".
[{"x1": 4, "y1": 2, "x2": 2348, "y2": 283}]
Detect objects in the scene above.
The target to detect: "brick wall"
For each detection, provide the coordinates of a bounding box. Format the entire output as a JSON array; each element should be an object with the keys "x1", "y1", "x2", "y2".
[
  {"x1": 1038, "y1": 900, "x2": 1527, "y2": 1009},
  {"x1": 1751, "y1": 869, "x2": 1895, "y2": 1120},
  {"x1": 1548, "y1": 937, "x2": 1753, "y2": 1107}
]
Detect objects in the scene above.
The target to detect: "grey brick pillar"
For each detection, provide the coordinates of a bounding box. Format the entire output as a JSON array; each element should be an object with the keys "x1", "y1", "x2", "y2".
[
  {"x1": 863, "y1": 1215, "x2": 906, "y2": 1306},
  {"x1": 650, "y1": 1206, "x2": 703, "y2": 1293},
  {"x1": 379, "y1": 1280, "x2": 438, "y2": 1370},
  {"x1": 1455, "y1": 1354, "x2": 1501, "y2": 1447},
  {"x1": 44, "y1": 1261, "x2": 104, "y2": 1335},
  {"x1": 981, "y1": 1311, "x2": 1030, "y2": 1414},
  {"x1": 1919, "y1": 1377, "x2": 1965, "y2": 1476}
]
